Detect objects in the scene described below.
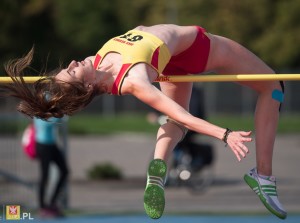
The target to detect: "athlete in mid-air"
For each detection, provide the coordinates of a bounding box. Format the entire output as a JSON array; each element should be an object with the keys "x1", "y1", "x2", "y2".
[{"x1": 3, "y1": 24, "x2": 286, "y2": 219}]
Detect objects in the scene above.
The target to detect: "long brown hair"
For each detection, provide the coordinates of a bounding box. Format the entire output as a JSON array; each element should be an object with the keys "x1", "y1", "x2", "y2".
[{"x1": 2, "y1": 48, "x2": 98, "y2": 119}]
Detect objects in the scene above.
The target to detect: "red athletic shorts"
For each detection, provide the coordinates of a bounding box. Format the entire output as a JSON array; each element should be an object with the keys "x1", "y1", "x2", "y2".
[{"x1": 162, "y1": 26, "x2": 210, "y2": 75}]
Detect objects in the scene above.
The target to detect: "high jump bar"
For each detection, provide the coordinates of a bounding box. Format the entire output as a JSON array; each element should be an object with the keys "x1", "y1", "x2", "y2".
[
  {"x1": 0, "y1": 74, "x2": 300, "y2": 83},
  {"x1": 154, "y1": 74, "x2": 300, "y2": 82}
]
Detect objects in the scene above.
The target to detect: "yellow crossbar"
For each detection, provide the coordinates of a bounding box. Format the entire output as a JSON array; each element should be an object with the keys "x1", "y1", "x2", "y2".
[
  {"x1": 154, "y1": 74, "x2": 300, "y2": 82},
  {"x1": 0, "y1": 74, "x2": 300, "y2": 83}
]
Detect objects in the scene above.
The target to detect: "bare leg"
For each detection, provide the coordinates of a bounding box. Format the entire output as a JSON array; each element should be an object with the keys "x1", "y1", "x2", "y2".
[
  {"x1": 206, "y1": 34, "x2": 282, "y2": 176},
  {"x1": 251, "y1": 84, "x2": 281, "y2": 175},
  {"x1": 154, "y1": 82, "x2": 193, "y2": 162},
  {"x1": 154, "y1": 122, "x2": 185, "y2": 161},
  {"x1": 144, "y1": 82, "x2": 193, "y2": 219}
]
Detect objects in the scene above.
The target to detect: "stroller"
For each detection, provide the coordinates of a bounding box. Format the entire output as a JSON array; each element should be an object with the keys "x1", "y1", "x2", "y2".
[{"x1": 167, "y1": 130, "x2": 215, "y2": 193}]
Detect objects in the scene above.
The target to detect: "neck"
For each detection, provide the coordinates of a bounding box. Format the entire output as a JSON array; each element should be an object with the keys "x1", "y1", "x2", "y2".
[{"x1": 94, "y1": 67, "x2": 115, "y2": 94}]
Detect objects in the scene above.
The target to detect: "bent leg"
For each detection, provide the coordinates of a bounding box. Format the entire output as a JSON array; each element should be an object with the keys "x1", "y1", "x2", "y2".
[
  {"x1": 144, "y1": 81, "x2": 192, "y2": 219},
  {"x1": 240, "y1": 80, "x2": 282, "y2": 176},
  {"x1": 206, "y1": 34, "x2": 282, "y2": 175},
  {"x1": 154, "y1": 81, "x2": 193, "y2": 161},
  {"x1": 204, "y1": 33, "x2": 286, "y2": 219}
]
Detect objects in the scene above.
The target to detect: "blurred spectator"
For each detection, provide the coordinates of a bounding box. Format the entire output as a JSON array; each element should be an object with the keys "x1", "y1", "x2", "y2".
[{"x1": 33, "y1": 117, "x2": 69, "y2": 218}]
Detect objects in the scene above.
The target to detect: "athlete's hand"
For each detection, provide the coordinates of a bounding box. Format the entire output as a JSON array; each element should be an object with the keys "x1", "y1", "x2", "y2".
[{"x1": 226, "y1": 131, "x2": 252, "y2": 162}]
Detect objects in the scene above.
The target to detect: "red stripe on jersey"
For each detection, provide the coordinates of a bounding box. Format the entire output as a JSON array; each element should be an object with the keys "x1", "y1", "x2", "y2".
[
  {"x1": 93, "y1": 54, "x2": 102, "y2": 69},
  {"x1": 151, "y1": 47, "x2": 159, "y2": 70},
  {"x1": 111, "y1": 63, "x2": 132, "y2": 95}
]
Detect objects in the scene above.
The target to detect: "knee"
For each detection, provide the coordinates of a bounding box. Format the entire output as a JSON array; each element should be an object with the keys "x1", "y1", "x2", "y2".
[
  {"x1": 257, "y1": 81, "x2": 284, "y2": 94},
  {"x1": 273, "y1": 81, "x2": 285, "y2": 111},
  {"x1": 258, "y1": 81, "x2": 285, "y2": 111},
  {"x1": 269, "y1": 81, "x2": 285, "y2": 103},
  {"x1": 166, "y1": 117, "x2": 188, "y2": 141}
]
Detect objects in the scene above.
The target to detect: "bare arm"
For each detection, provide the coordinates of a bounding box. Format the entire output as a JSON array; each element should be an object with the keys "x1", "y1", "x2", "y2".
[
  {"x1": 126, "y1": 78, "x2": 252, "y2": 161},
  {"x1": 130, "y1": 79, "x2": 223, "y2": 138}
]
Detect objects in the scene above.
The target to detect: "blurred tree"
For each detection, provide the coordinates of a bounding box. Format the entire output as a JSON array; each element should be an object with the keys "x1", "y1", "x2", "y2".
[
  {"x1": 180, "y1": 0, "x2": 274, "y2": 53},
  {"x1": 177, "y1": 0, "x2": 215, "y2": 27},
  {"x1": 178, "y1": 0, "x2": 299, "y2": 70},
  {"x1": 0, "y1": 0, "x2": 63, "y2": 73},
  {"x1": 117, "y1": 0, "x2": 166, "y2": 29},
  {"x1": 0, "y1": 0, "x2": 30, "y2": 71},
  {"x1": 53, "y1": 0, "x2": 122, "y2": 60},
  {"x1": 1, "y1": 0, "x2": 299, "y2": 75},
  {"x1": 253, "y1": 0, "x2": 300, "y2": 69}
]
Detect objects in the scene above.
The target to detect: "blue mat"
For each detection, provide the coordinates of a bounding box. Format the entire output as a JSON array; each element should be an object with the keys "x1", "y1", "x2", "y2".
[{"x1": 34, "y1": 214, "x2": 300, "y2": 223}]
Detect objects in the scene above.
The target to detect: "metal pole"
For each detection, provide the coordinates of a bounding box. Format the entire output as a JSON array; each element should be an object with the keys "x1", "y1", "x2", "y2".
[{"x1": 1, "y1": 74, "x2": 300, "y2": 84}]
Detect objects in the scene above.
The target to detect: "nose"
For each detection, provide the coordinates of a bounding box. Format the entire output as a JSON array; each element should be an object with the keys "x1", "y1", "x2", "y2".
[{"x1": 68, "y1": 60, "x2": 78, "y2": 69}]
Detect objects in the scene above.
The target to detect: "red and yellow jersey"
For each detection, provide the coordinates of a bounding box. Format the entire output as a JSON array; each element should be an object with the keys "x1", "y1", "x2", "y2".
[{"x1": 93, "y1": 29, "x2": 171, "y2": 95}]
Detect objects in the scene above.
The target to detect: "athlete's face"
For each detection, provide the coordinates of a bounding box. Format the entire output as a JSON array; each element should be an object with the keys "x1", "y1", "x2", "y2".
[{"x1": 56, "y1": 59, "x2": 95, "y2": 86}]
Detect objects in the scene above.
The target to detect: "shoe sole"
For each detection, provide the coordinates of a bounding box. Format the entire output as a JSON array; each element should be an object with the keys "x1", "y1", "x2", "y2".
[
  {"x1": 244, "y1": 174, "x2": 287, "y2": 219},
  {"x1": 144, "y1": 159, "x2": 167, "y2": 219}
]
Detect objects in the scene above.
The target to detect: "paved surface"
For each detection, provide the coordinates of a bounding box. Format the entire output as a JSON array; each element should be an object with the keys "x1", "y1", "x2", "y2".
[
  {"x1": 1, "y1": 133, "x2": 300, "y2": 217},
  {"x1": 66, "y1": 133, "x2": 300, "y2": 215}
]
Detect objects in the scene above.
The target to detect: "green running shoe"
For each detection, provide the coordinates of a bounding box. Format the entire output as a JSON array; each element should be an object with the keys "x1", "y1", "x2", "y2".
[
  {"x1": 244, "y1": 168, "x2": 287, "y2": 219},
  {"x1": 144, "y1": 159, "x2": 167, "y2": 219}
]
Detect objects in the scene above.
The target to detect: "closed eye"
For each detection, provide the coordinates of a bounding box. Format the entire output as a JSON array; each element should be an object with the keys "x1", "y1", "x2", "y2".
[{"x1": 67, "y1": 70, "x2": 75, "y2": 77}]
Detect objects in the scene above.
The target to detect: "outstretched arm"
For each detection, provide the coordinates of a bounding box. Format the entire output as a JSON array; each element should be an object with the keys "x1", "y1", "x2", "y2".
[{"x1": 128, "y1": 79, "x2": 251, "y2": 161}]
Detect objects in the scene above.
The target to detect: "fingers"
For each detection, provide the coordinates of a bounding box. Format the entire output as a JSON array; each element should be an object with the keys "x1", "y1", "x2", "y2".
[
  {"x1": 240, "y1": 131, "x2": 252, "y2": 143},
  {"x1": 233, "y1": 143, "x2": 249, "y2": 162},
  {"x1": 231, "y1": 144, "x2": 248, "y2": 162},
  {"x1": 232, "y1": 148, "x2": 241, "y2": 162},
  {"x1": 227, "y1": 131, "x2": 251, "y2": 162},
  {"x1": 241, "y1": 131, "x2": 252, "y2": 136}
]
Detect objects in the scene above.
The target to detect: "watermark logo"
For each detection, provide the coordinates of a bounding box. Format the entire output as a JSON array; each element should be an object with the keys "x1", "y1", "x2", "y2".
[
  {"x1": 6, "y1": 205, "x2": 20, "y2": 220},
  {"x1": 1, "y1": 205, "x2": 34, "y2": 221}
]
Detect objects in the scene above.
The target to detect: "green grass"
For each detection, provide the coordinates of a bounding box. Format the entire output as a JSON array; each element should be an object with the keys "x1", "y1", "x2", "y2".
[
  {"x1": 68, "y1": 113, "x2": 159, "y2": 135},
  {"x1": 277, "y1": 114, "x2": 300, "y2": 133},
  {"x1": 209, "y1": 113, "x2": 300, "y2": 134},
  {"x1": 1, "y1": 113, "x2": 300, "y2": 135},
  {"x1": 67, "y1": 113, "x2": 300, "y2": 135}
]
